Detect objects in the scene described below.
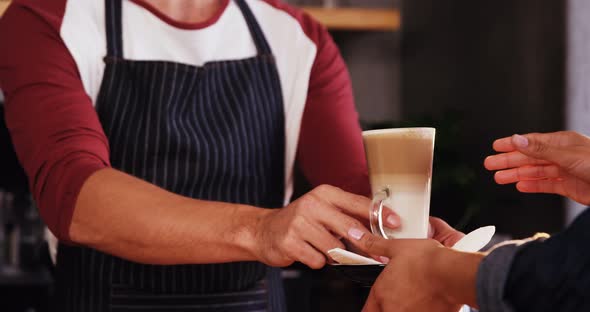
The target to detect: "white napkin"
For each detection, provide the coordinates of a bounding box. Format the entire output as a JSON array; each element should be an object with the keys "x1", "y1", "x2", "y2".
[
  {"x1": 327, "y1": 248, "x2": 382, "y2": 265},
  {"x1": 328, "y1": 225, "x2": 496, "y2": 265}
]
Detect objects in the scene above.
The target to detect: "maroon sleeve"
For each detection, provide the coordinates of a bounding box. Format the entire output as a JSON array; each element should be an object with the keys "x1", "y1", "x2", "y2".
[
  {"x1": 0, "y1": 1, "x2": 111, "y2": 242},
  {"x1": 297, "y1": 23, "x2": 371, "y2": 197},
  {"x1": 266, "y1": 1, "x2": 371, "y2": 197}
]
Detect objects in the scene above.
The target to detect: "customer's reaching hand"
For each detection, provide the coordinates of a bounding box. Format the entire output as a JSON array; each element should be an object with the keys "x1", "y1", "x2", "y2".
[
  {"x1": 349, "y1": 232, "x2": 481, "y2": 312},
  {"x1": 484, "y1": 131, "x2": 590, "y2": 205}
]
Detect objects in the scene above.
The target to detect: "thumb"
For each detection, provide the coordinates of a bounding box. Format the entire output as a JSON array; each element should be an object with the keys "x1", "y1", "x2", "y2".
[{"x1": 348, "y1": 228, "x2": 393, "y2": 257}]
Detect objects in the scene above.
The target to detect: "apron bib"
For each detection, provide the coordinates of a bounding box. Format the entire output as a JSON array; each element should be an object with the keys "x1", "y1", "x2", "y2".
[{"x1": 53, "y1": 0, "x2": 287, "y2": 310}]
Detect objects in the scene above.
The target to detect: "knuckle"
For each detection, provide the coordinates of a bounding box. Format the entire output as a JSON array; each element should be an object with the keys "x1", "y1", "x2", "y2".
[
  {"x1": 285, "y1": 226, "x2": 299, "y2": 240},
  {"x1": 296, "y1": 195, "x2": 315, "y2": 211},
  {"x1": 364, "y1": 236, "x2": 376, "y2": 250},
  {"x1": 331, "y1": 185, "x2": 343, "y2": 192},
  {"x1": 315, "y1": 184, "x2": 333, "y2": 194},
  {"x1": 281, "y1": 236, "x2": 297, "y2": 249},
  {"x1": 563, "y1": 130, "x2": 577, "y2": 137},
  {"x1": 309, "y1": 256, "x2": 326, "y2": 269},
  {"x1": 567, "y1": 131, "x2": 587, "y2": 143},
  {"x1": 284, "y1": 250, "x2": 299, "y2": 263},
  {"x1": 344, "y1": 218, "x2": 363, "y2": 230},
  {"x1": 291, "y1": 215, "x2": 307, "y2": 231},
  {"x1": 532, "y1": 140, "x2": 547, "y2": 154},
  {"x1": 275, "y1": 255, "x2": 294, "y2": 267},
  {"x1": 283, "y1": 250, "x2": 297, "y2": 261}
]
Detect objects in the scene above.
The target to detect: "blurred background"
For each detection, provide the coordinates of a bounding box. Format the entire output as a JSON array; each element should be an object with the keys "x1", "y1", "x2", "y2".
[{"x1": 0, "y1": 0, "x2": 588, "y2": 311}]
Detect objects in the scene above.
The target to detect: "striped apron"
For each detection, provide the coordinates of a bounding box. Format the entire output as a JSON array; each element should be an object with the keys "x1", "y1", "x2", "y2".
[{"x1": 53, "y1": 0, "x2": 287, "y2": 310}]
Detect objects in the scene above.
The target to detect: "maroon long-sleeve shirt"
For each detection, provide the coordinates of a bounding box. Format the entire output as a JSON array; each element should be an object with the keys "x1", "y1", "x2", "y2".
[{"x1": 0, "y1": 0, "x2": 371, "y2": 242}]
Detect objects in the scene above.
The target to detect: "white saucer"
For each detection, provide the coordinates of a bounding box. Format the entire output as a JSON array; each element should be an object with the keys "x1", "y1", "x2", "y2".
[
  {"x1": 451, "y1": 226, "x2": 496, "y2": 253},
  {"x1": 328, "y1": 225, "x2": 496, "y2": 265}
]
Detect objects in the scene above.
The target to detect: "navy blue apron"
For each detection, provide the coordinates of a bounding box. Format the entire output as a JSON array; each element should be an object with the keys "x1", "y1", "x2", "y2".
[{"x1": 53, "y1": 0, "x2": 287, "y2": 310}]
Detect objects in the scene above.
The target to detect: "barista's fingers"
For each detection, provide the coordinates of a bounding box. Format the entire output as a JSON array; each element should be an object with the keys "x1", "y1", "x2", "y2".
[{"x1": 380, "y1": 205, "x2": 401, "y2": 229}]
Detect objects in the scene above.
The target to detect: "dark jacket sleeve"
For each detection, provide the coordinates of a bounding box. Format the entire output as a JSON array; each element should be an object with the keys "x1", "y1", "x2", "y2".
[{"x1": 477, "y1": 207, "x2": 590, "y2": 312}]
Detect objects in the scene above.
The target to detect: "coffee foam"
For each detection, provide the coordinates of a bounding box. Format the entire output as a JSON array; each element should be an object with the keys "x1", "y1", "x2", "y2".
[
  {"x1": 363, "y1": 128, "x2": 435, "y2": 175},
  {"x1": 363, "y1": 127, "x2": 435, "y2": 140}
]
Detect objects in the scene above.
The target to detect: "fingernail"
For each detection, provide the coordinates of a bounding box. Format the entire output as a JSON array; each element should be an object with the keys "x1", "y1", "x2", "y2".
[
  {"x1": 348, "y1": 228, "x2": 365, "y2": 240},
  {"x1": 513, "y1": 134, "x2": 529, "y2": 148},
  {"x1": 386, "y1": 215, "x2": 399, "y2": 227},
  {"x1": 379, "y1": 256, "x2": 390, "y2": 264}
]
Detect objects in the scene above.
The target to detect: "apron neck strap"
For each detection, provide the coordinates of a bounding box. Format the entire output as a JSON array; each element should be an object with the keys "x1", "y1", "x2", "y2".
[
  {"x1": 235, "y1": 0, "x2": 273, "y2": 56},
  {"x1": 104, "y1": 0, "x2": 273, "y2": 59},
  {"x1": 105, "y1": 0, "x2": 124, "y2": 58}
]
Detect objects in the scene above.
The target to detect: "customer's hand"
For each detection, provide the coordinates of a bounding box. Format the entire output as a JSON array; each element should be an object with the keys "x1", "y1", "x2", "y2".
[
  {"x1": 345, "y1": 216, "x2": 464, "y2": 263},
  {"x1": 484, "y1": 131, "x2": 590, "y2": 205},
  {"x1": 350, "y1": 233, "x2": 482, "y2": 312},
  {"x1": 428, "y1": 216, "x2": 465, "y2": 247},
  {"x1": 252, "y1": 185, "x2": 400, "y2": 269}
]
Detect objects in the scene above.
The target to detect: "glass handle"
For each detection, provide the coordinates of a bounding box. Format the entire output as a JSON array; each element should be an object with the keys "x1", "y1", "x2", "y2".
[{"x1": 370, "y1": 187, "x2": 390, "y2": 239}]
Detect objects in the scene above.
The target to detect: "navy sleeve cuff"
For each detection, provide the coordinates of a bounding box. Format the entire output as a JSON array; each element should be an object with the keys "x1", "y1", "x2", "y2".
[{"x1": 476, "y1": 235, "x2": 547, "y2": 312}]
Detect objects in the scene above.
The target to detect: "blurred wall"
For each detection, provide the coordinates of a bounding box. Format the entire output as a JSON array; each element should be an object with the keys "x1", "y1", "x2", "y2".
[
  {"x1": 291, "y1": 0, "x2": 566, "y2": 236},
  {"x1": 288, "y1": 0, "x2": 402, "y2": 123},
  {"x1": 334, "y1": 31, "x2": 401, "y2": 123},
  {"x1": 401, "y1": 0, "x2": 566, "y2": 237},
  {"x1": 335, "y1": 0, "x2": 401, "y2": 123}
]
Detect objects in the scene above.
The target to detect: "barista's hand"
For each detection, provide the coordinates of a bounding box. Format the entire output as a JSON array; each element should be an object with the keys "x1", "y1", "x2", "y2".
[
  {"x1": 484, "y1": 131, "x2": 590, "y2": 205},
  {"x1": 350, "y1": 233, "x2": 481, "y2": 312},
  {"x1": 252, "y1": 185, "x2": 400, "y2": 269}
]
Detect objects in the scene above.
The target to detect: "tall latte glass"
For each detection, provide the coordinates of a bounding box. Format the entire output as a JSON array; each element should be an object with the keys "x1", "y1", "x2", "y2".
[{"x1": 363, "y1": 128, "x2": 435, "y2": 239}]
